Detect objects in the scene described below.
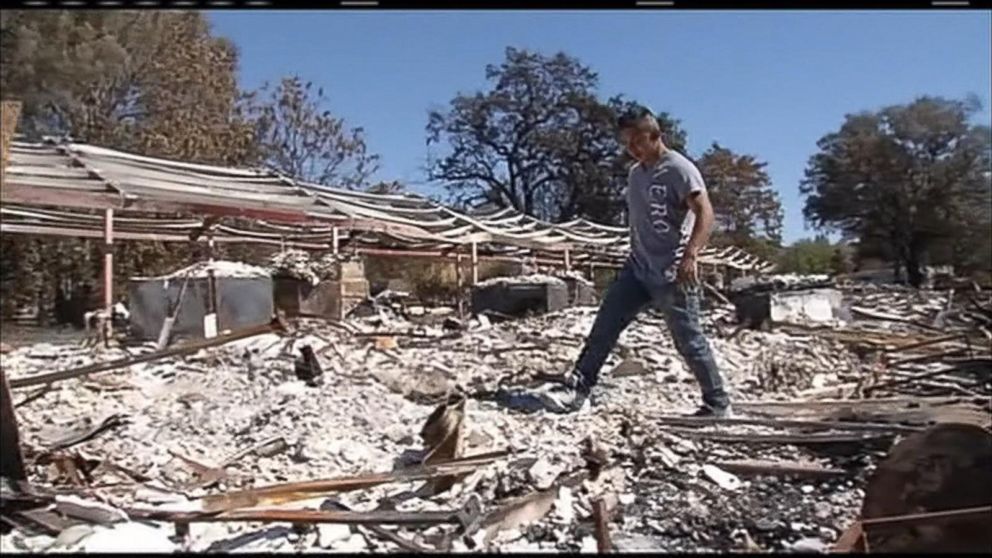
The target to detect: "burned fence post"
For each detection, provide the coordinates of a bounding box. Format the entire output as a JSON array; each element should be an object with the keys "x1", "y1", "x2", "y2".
[
  {"x1": 0, "y1": 368, "x2": 27, "y2": 482},
  {"x1": 455, "y1": 249, "x2": 465, "y2": 317},
  {"x1": 1, "y1": 100, "x2": 22, "y2": 193},
  {"x1": 471, "y1": 242, "x2": 479, "y2": 286},
  {"x1": 103, "y1": 208, "x2": 115, "y2": 346},
  {"x1": 205, "y1": 268, "x2": 218, "y2": 339}
]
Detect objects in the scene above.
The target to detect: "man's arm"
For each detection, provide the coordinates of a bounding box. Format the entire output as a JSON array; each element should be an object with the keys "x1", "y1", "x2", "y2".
[
  {"x1": 677, "y1": 190, "x2": 715, "y2": 284},
  {"x1": 684, "y1": 190, "x2": 715, "y2": 257}
]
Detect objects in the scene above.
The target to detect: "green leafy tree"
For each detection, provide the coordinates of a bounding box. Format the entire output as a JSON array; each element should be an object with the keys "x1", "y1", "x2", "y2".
[
  {"x1": 778, "y1": 236, "x2": 838, "y2": 275},
  {"x1": 0, "y1": 10, "x2": 261, "y2": 318},
  {"x1": 426, "y1": 47, "x2": 689, "y2": 225},
  {"x1": 801, "y1": 96, "x2": 991, "y2": 286},
  {"x1": 697, "y1": 142, "x2": 784, "y2": 245}
]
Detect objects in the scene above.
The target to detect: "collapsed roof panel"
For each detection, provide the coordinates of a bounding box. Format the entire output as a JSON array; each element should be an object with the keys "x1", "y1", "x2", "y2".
[{"x1": 1, "y1": 140, "x2": 776, "y2": 272}]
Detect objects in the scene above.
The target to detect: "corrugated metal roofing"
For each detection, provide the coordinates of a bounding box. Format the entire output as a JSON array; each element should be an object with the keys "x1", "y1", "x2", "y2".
[{"x1": 0, "y1": 140, "x2": 776, "y2": 272}]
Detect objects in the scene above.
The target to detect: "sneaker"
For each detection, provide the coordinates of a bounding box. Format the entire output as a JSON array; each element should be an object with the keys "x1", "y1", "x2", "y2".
[
  {"x1": 689, "y1": 403, "x2": 733, "y2": 419},
  {"x1": 534, "y1": 375, "x2": 591, "y2": 414}
]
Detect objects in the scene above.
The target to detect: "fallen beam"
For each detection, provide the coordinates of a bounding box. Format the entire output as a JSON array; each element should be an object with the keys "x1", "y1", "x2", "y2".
[
  {"x1": 655, "y1": 415, "x2": 924, "y2": 435},
  {"x1": 660, "y1": 427, "x2": 893, "y2": 445},
  {"x1": 199, "y1": 449, "x2": 510, "y2": 514},
  {"x1": 885, "y1": 348, "x2": 970, "y2": 368},
  {"x1": 832, "y1": 521, "x2": 866, "y2": 553},
  {"x1": 866, "y1": 363, "x2": 989, "y2": 395},
  {"x1": 734, "y1": 396, "x2": 968, "y2": 408},
  {"x1": 43, "y1": 414, "x2": 131, "y2": 452},
  {"x1": 711, "y1": 459, "x2": 848, "y2": 479},
  {"x1": 850, "y1": 306, "x2": 941, "y2": 331},
  {"x1": 320, "y1": 499, "x2": 432, "y2": 553},
  {"x1": 126, "y1": 507, "x2": 465, "y2": 526},
  {"x1": 862, "y1": 505, "x2": 992, "y2": 529},
  {"x1": 467, "y1": 468, "x2": 590, "y2": 548},
  {"x1": 8, "y1": 316, "x2": 287, "y2": 389},
  {"x1": 882, "y1": 333, "x2": 968, "y2": 354}
]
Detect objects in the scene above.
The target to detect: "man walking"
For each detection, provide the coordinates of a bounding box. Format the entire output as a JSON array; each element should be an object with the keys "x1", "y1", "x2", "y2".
[{"x1": 536, "y1": 106, "x2": 731, "y2": 417}]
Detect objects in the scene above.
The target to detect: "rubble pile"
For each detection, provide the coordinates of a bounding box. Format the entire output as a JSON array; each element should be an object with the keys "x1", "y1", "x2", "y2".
[
  {"x1": 152, "y1": 260, "x2": 271, "y2": 281},
  {"x1": 1, "y1": 284, "x2": 989, "y2": 554},
  {"x1": 838, "y1": 283, "x2": 991, "y2": 333},
  {"x1": 730, "y1": 274, "x2": 833, "y2": 293},
  {"x1": 268, "y1": 250, "x2": 357, "y2": 285},
  {"x1": 475, "y1": 273, "x2": 567, "y2": 288}
]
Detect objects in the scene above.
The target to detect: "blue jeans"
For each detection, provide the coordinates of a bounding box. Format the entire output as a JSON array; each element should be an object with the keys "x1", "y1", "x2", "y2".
[{"x1": 574, "y1": 263, "x2": 730, "y2": 409}]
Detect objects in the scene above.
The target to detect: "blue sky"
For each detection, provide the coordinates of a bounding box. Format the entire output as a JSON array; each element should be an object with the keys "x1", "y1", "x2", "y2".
[{"x1": 209, "y1": 10, "x2": 991, "y2": 244}]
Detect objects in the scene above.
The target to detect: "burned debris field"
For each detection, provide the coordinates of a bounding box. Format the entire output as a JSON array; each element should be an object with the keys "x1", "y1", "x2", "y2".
[{"x1": 2, "y1": 263, "x2": 990, "y2": 553}]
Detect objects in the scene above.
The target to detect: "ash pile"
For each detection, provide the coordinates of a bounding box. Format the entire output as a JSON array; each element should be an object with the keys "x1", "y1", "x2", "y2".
[{"x1": 1, "y1": 274, "x2": 990, "y2": 553}]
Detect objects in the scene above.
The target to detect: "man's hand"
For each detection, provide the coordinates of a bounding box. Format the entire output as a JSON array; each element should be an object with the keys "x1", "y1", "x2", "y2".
[
  {"x1": 677, "y1": 251, "x2": 699, "y2": 285},
  {"x1": 679, "y1": 190, "x2": 714, "y2": 286}
]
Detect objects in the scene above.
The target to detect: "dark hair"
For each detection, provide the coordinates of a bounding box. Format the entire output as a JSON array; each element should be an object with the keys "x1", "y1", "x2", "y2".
[{"x1": 617, "y1": 105, "x2": 656, "y2": 131}]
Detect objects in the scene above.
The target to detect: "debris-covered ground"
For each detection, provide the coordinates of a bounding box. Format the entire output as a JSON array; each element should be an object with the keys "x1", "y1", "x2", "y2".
[{"x1": 1, "y1": 280, "x2": 989, "y2": 553}]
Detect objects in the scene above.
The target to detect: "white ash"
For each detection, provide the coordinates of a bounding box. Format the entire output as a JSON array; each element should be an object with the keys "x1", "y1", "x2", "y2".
[
  {"x1": 268, "y1": 250, "x2": 355, "y2": 285},
  {"x1": 140, "y1": 260, "x2": 272, "y2": 281},
  {"x1": 3, "y1": 292, "x2": 903, "y2": 553},
  {"x1": 475, "y1": 274, "x2": 567, "y2": 288},
  {"x1": 556, "y1": 270, "x2": 594, "y2": 286}
]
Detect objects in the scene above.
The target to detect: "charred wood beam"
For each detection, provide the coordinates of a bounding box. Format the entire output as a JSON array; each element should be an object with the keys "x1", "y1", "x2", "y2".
[
  {"x1": 655, "y1": 415, "x2": 924, "y2": 434},
  {"x1": 8, "y1": 316, "x2": 288, "y2": 390},
  {"x1": 711, "y1": 459, "x2": 848, "y2": 479}
]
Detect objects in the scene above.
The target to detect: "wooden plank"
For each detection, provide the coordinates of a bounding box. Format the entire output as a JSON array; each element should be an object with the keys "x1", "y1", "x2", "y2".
[
  {"x1": 712, "y1": 459, "x2": 848, "y2": 479},
  {"x1": 660, "y1": 426, "x2": 893, "y2": 445},
  {"x1": 8, "y1": 317, "x2": 286, "y2": 389},
  {"x1": 734, "y1": 397, "x2": 966, "y2": 408},
  {"x1": 862, "y1": 505, "x2": 992, "y2": 528},
  {"x1": 833, "y1": 521, "x2": 865, "y2": 553},
  {"x1": 655, "y1": 415, "x2": 924, "y2": 434}
]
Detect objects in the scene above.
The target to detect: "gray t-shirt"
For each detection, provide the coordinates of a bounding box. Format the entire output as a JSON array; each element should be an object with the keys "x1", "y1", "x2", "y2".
[{"x1": 626, "y1": 150, "x2": 706, "y2": 286}]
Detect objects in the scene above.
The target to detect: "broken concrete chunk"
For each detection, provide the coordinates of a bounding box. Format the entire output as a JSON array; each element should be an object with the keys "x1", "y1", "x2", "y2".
[
  {"x1": 580, "y1": 535, "x2": 599, "y2": 553},
  {"x1": 317, "y1": 524, "x2": 352, "y2": 549},
  {"x1": 614, "y1": 534, "x2": 666, "y2": 552},
  {"x1": 654, "y1": 445, "x2": 681, "y2": 469},
  {"x1": 701, "y1": 464, "x2": 743, "y2": 491},
  {"x1": 81, "y1": 522, "x2": 176, "y2": 553},
  {"x1": 787, "y1": 536, "x2": 829, "y2": 553},
  {"x1": 48, "y1": 525, "x2": 96, "y2": 551},
  {"x1": 527, "y1": 457, "x2": 564, "y2": 490},
  {"x1": 335, "y1": 533, "x2": 369, "y2": 552}
]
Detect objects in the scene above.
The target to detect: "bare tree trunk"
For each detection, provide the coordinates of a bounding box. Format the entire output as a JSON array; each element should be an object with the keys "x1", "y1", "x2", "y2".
[{"x1": 905, "y1": 239, "x2": 925, "y2": 288}]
